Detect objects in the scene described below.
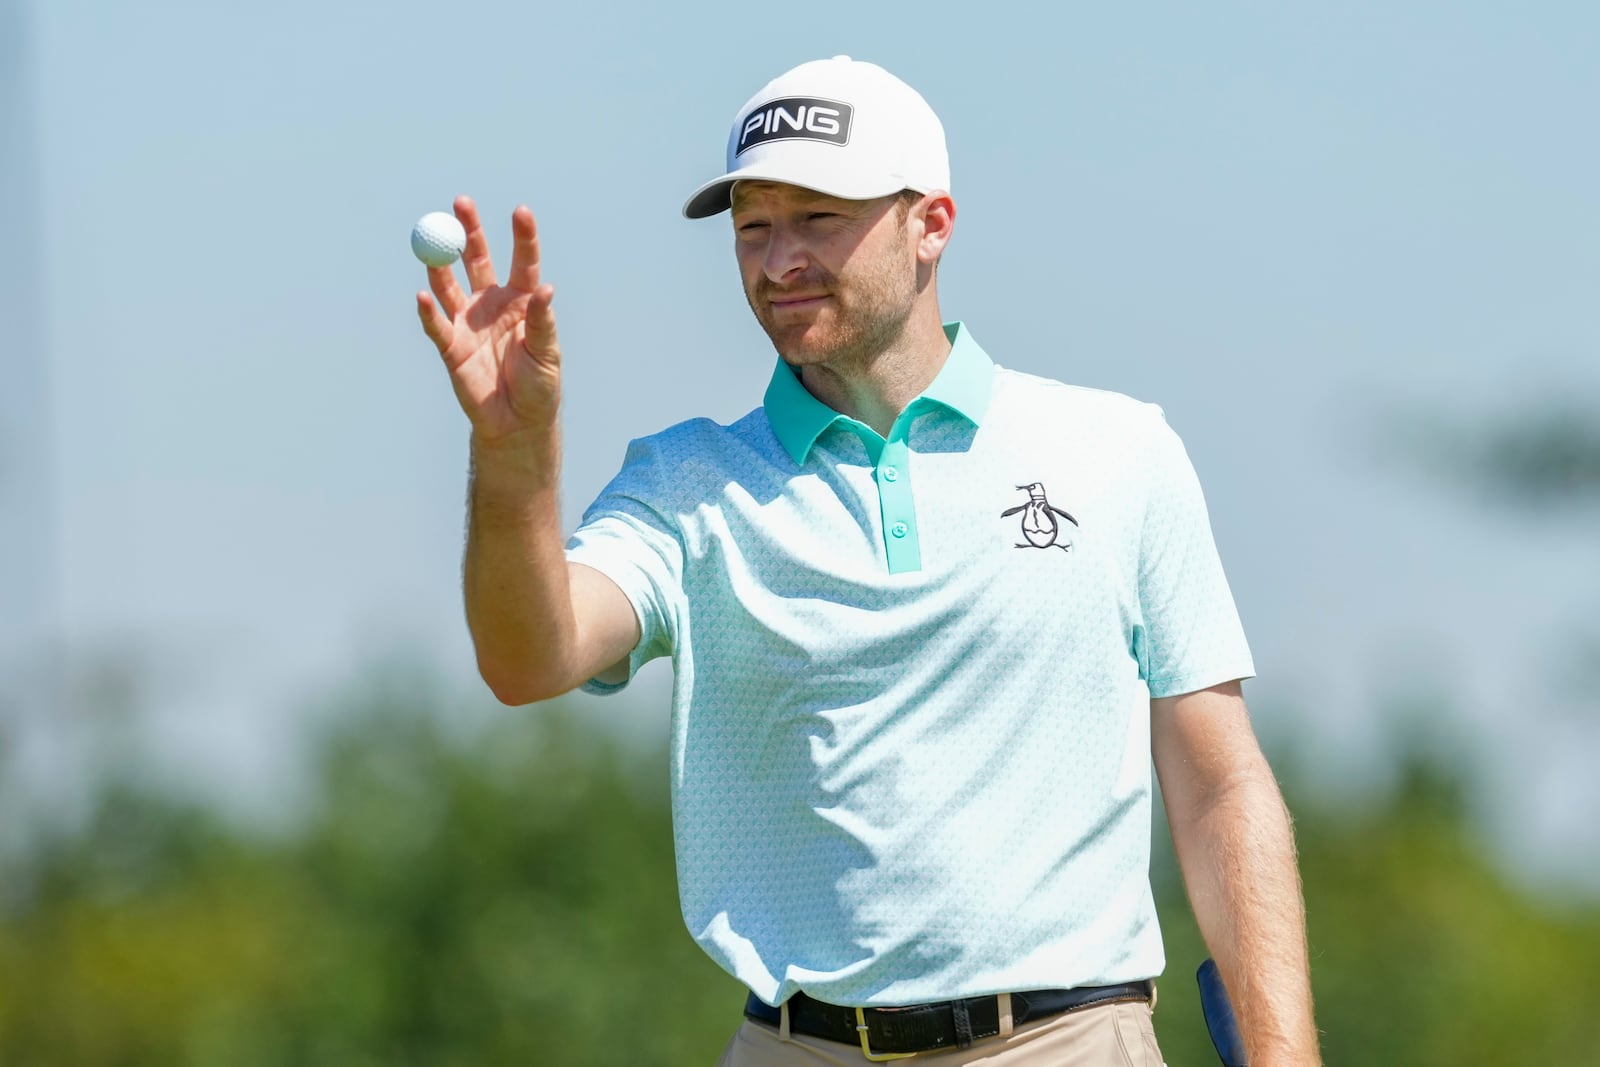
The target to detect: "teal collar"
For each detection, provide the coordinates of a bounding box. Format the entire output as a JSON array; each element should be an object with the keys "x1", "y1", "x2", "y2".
[{"x1": 763, "y1": 321, "x2": 995, "y2": 465}]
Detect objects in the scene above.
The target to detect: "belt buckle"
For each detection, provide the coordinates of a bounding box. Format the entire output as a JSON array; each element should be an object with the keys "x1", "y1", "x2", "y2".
[{"x1": 854, "y1": 1006, "x2": 918, "y2": 1061}]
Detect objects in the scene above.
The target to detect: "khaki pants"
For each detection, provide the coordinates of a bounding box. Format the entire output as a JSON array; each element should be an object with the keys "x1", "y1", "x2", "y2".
[{"x1": 716, "y1": 998, "x2": 1165, "y2": 1066}]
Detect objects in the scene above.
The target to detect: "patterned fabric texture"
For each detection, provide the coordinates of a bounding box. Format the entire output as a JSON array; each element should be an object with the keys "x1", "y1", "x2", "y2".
[{"x1": 564, "y1": 324, "x2": 1254, "y2": 1007}]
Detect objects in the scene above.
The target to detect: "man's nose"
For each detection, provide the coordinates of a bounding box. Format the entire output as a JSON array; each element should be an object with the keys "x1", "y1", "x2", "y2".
[{"x1": 763, "y1": 225, "x2": 808, "y2": 283}]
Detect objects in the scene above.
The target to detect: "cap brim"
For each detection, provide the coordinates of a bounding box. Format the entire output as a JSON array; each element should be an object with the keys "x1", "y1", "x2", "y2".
[{"x1": 681, "y1": 159, "x2": 911, "y2": 219}]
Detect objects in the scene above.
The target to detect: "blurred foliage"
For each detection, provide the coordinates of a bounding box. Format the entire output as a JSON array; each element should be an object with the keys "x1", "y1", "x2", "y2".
[
  {"x1": 3, "y1": 690, "x2": 1599, "y2": 1065},
  {"x1": 1463, "y1": 405, "x2": 1600, "y2": 507},
  {"x1": 1392, "y1": 398, "x2": 1600, "y2": 511},
  {"x1": 0, "y1": 696, "x2": 740, "y2": 1067},
  {"x1": 1386, "y1": 393, "x2": 1600, "y2": 716}
]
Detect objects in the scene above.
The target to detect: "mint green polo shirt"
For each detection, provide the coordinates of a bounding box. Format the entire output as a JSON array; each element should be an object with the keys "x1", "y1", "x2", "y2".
[
  {"x1": 565, "y1": 323, "x2": 1254, "y2": 1008},
  {"x1": 759, "y1": 321, "x2": 996, "y2": 574}
]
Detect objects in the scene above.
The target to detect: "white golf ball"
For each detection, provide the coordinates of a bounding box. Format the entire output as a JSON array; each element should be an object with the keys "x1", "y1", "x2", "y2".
[{"x1": 410, "y1": 211, "x2": 466, "y2": 267}]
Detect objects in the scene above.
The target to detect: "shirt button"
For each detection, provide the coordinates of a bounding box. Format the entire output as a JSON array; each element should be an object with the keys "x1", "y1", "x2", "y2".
[
  {"x1": 890, "y1": 521, "x2": 909, "y2": 538},
  {"x1": 881, "y1": 466, "x2": 899, "y2": 482}
]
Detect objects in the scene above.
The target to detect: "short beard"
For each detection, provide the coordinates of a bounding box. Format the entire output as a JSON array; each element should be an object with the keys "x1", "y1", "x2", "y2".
[{"x1": 745, "y1": 242, "x2": 919, "y2": 370}]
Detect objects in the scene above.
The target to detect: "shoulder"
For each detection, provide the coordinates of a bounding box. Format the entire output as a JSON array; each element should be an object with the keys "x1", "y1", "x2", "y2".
[
  {"x1": 617, "y1": 407, "x2": 779, "y2": 466},
  {"x1": 599, "y1": 407, "x2": 788, "y2": 510},
  {"x1": 991, "y1": 364, "x2": 1173, "y2": 441}
]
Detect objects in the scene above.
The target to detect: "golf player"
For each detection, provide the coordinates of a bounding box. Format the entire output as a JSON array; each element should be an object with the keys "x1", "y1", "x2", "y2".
[{"x1": 415, "y1": 56, "x2": 1321, "y2": 1066}]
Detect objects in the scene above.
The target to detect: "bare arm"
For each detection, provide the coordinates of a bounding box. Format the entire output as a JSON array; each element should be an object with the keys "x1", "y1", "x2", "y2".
[
  {"x1": 463, "y1": 432, "x2": 638, "y2": 704},
  {"x1": 417, "y1": 196, "x2": 639, "y2": 704},
  {"x1": 1151, "y1": 679, "x2": 1321, "y2": 1066}
]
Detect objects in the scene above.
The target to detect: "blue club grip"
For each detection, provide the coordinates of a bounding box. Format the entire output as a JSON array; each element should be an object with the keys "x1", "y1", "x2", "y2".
[{"x1": 1196, "y1": 958, "x2": 1247, "y2": 1066}]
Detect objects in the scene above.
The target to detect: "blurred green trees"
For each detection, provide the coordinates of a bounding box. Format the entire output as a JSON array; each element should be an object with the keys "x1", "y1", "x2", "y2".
[
  {"x1": 0, "y1": 694, "x2": 740, "y2": 1066},
  {"x1": 1411, "y1": 400, "x2": 1600, "y2": 509},
  {"x1": 3, "y1": 687, "x2": 1598, "y2": 1065}
]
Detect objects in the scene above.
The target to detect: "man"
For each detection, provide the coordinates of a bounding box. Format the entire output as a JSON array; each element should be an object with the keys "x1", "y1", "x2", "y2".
[{"x1": 415, "y1": 56, "x2": 1320, "y2": 1065}]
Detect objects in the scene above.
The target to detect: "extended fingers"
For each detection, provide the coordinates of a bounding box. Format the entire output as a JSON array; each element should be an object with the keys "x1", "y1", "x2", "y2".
[
  {"x1": 427, "y1": 262, "x2": 468, "y2": 319},
  {"x1": 506, "y1": 206, "x2": 543, "y2": 292},
  {"x1": 455, "y1": 195, "x2": 497, "y2": 293},
  {"x1": 521, "y1": 281, "x2": 559, "y2": 361},
  {"x1": 416, "y1": 291, "x2": 453, "y2": 351}
]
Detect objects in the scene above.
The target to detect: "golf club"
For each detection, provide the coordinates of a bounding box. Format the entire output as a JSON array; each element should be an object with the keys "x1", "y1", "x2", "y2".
[{"x1": 1196, "y1": 958, "x2": 1247, "y2": 1066}]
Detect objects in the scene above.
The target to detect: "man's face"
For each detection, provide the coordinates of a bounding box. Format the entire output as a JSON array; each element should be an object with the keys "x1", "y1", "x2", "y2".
[{"x1": 730, "y1": 182, "x2": 920, "y2": 367}]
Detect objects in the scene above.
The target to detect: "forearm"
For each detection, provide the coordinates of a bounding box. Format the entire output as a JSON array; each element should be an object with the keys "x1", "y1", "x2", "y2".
[
  {"x1": 1170, "y1": 765, "x2": 1320, "y2": 1065},
  {"x1": 463, "y1": 424, "x2": 577, "y2": 704}
]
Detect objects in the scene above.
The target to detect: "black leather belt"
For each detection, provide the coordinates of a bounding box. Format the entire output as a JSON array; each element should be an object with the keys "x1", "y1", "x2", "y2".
[{"x1": 743, "y1": 981, "x2": 1153, "y2": 1057}]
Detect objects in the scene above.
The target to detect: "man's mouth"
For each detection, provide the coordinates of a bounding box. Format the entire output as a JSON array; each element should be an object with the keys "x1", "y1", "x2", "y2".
[{"x1": 768, "y1": 293, "x2": 831, "y2": 312}]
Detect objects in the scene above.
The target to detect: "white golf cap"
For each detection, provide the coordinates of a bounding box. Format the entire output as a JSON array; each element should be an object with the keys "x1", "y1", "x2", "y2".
[{"x1": 682, "y1": 56, "x2": 950, "y2": 219}]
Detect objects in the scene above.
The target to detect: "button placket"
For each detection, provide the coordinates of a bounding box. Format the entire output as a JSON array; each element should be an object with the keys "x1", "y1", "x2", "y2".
[{"x1": 876, "y1": 438, "x2": 920, "y2": 573}]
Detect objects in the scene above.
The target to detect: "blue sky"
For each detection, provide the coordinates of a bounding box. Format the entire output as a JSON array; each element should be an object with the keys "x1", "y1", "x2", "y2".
[{"x1": 6, "y1": 1, "x2": 1598, "y2": 885}]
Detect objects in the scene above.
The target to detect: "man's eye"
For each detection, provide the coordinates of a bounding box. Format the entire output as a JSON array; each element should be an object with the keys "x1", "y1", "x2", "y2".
[
  {"x1": 737, "y1": 221, "x2": 770, "y2": 234},
  {"x1": 807, "y1": 212, "x2": 837, "y2": 221}
]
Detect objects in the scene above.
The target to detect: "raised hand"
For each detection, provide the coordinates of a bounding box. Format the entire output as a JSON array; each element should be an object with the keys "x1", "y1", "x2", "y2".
[{"x1": 416, "y1": 196, "x2": 562, "y2": 444}]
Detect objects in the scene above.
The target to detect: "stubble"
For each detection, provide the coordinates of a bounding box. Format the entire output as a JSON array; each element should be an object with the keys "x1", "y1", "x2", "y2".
[{"x1": 745, "y1": 237, "x2": 919, "y2": 372}]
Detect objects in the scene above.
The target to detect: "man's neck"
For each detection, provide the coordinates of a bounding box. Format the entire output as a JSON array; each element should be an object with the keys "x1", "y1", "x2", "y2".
[{"x1": 796, "y1": 310, "x2": 952, "y2": 438}]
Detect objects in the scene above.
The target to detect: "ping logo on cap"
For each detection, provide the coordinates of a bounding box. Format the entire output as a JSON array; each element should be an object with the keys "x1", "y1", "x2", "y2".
[{"x1": 736, "y1": 96, "x2": 853, "y2": 156}]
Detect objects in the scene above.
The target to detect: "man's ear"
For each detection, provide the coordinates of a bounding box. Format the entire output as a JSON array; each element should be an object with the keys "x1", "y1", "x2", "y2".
[{"x1": 915, "y1": 191, "x2": 956, "y2": 265}]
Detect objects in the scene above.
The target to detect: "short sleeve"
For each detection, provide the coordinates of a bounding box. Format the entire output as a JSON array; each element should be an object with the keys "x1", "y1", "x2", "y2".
[
  {"x1": 564, "y1": 437, "x2": 686, "y2": 693},
  {"x1": 1133, "y1": 407, "x2": 1255, "y2": 698}
]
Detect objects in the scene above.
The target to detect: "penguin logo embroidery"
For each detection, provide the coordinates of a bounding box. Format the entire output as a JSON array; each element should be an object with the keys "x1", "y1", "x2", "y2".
[{"x1": 1001, "y1": 483, "x2": 1079, "y2": 551}]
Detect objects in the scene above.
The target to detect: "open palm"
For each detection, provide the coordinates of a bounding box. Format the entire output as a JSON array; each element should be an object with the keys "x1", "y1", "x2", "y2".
[{"x1": 416, "y1": 196, "x2": 562, "y2": 442}]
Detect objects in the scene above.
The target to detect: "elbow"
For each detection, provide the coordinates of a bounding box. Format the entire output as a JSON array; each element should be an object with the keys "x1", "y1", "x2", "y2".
[
  {"x1": 483, "y1": 677, "x2": 542, "y2": 707},
  {"x1": 476, "y1": 656, "x2": 573, "y2": 707}
]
